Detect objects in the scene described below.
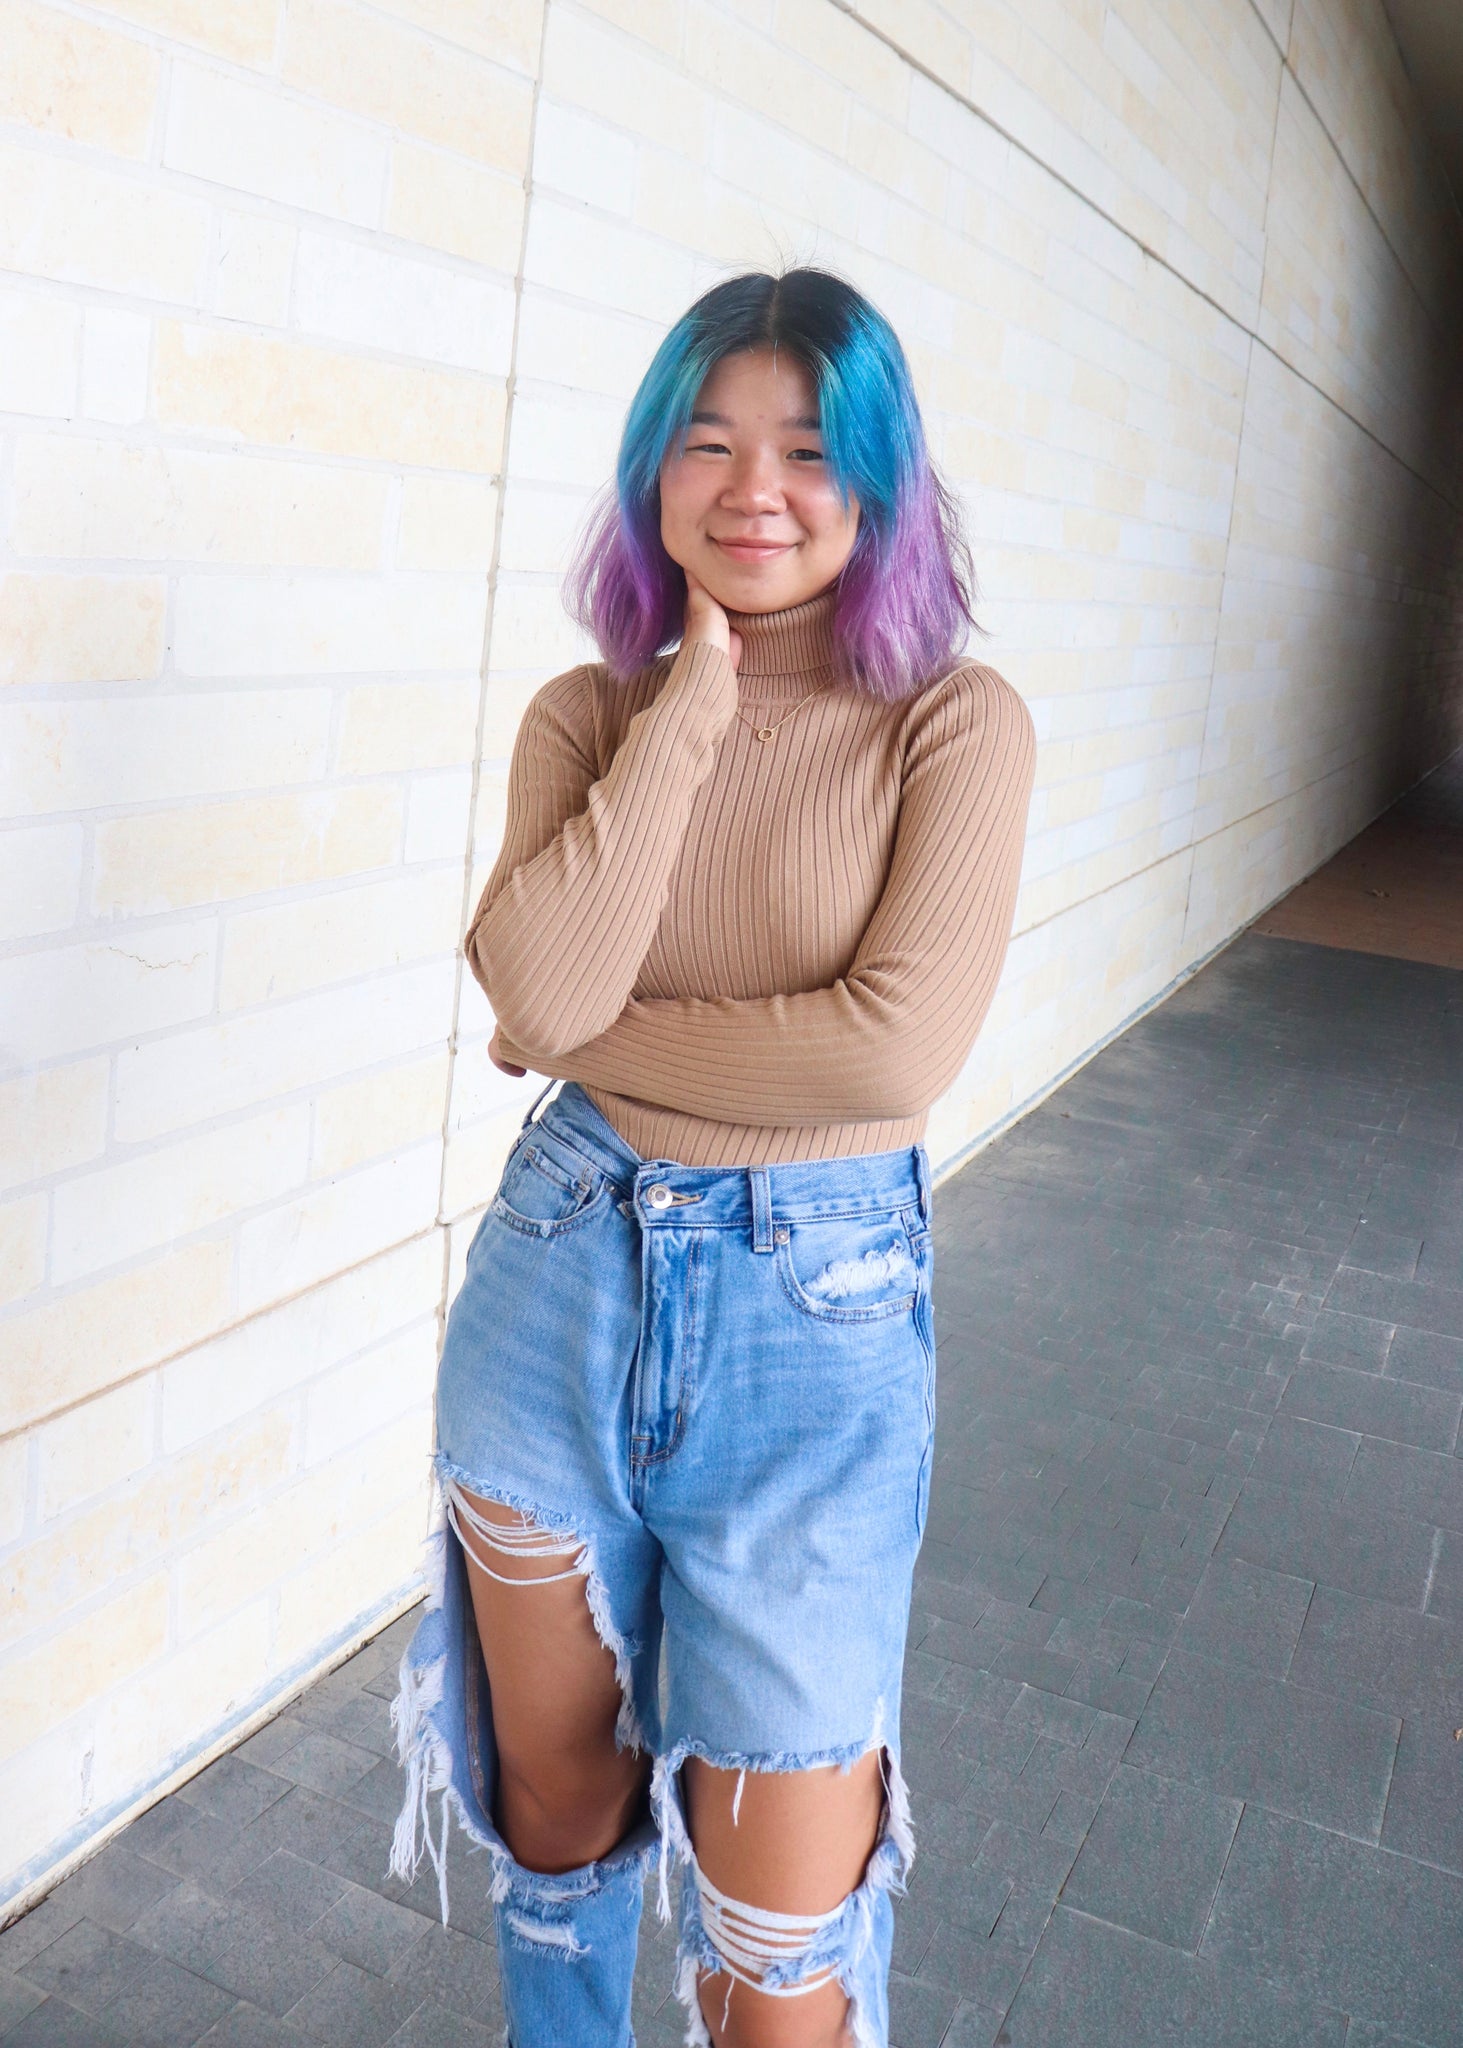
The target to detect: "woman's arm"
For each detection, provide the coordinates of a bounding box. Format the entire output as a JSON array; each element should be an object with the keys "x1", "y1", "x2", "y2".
[
  {"x1": 468, "y1": 631, "x2": 737, "y2": 1059},
  {"x1": 500, "y1": 665, "x2": 1036, "y2": 1125}
]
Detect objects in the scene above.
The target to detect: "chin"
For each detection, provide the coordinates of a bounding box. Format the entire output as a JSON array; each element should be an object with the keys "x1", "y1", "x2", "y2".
[{"x1": 697, "y1": 562, "x2": 818, "y2": 615}]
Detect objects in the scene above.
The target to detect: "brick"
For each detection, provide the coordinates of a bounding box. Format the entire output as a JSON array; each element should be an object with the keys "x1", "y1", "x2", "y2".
[
  {"x1": 0, "y1": 1060, "x2": 108, "y2": 1197},
  {"x1": 301, "y1": 1320, "x2": 436, "y2": 1465},
  {"x1": 3, "y1": 2, "x2": 160, "y2": 156},
  {"x1": 36, "y1": 1377, "x2": 155, "y2": 1520},
  {"x1": 0, "y1": 919, "x2": 216, "y2": 1068},
  {"x1": 50, "y1": 1106, "x2": 311, "y2": 1286},
  {"x1": 0, "y1": 1236, "x2": 230, "y2": 1439},
  {"x1": 173, "y1": 573, "x2": 488, "y2": 677},
  {"x1": 234, "y1": 1140, "x2": 442, "y2": 1313},
  {"x1": 92, "y1": 1605, "x2": 276, "y2": 1813},
  {"x1": 401, "y1": 770, "x2": 469, "y2": 860},
  {"x1": 293, "y1": 228, "x2": 515, "y2": 372},
  {"x1": 385, "y1": 142, "x2": 524, "y2": 269},
  {"x1": 14, "y1": 438, "x2": 389, "y2": 569},
  {"x1": 0, "y1": 691, "x2": 332, "y2": 821},
  {"x1": 0, "y1": 287, "x2": 80, "y2": 415},
  {"x1": 158, "y1": 1233, "x2": 440, "y2": 1453},
  {"x1": 220, "y1": 871, "x2": 460, "y2": 1012},
  {"x1": 0, "y1": 1574, "x2": 168, "y2": 1764},
  {"x1": 0, "y1": 1193, "x2": 47, "y2": 1309},
  {"x1": 389, "y1": 0, "x2": 541, "y2": 70},
  {"x1": 0, "y1": 572, "x2": 164, "y2": 685},
  {"x1": 94, "y1": 787, "x2": 403, "y2": 918},
  {"x1": 93, "y1": 0, "x2": 281, "y2": 65},
  {"x1": 396, "y1": 477, "x2": 500, "y2": 573},
  {"x1": 312, "y1": 1053, "x2": 449, "y2": 1179},
  {"x1": 175, "y1": 1408, "x2": 428, "y2": 1640},
  {"x1": 271, "y1": 1492, "x2": 429, "y2": 1669},
  {"x1": 164, "y1": 61, "x2": 386, "y2": 225},
  {"x1": 153, "y1": 322, "x2": 506, "y2": 471},
  {"x1": 284, "y1": 0, "x2": 534, "y2": 171},
  {"x1": 0, "y1": 1410, "x2": 292, "y2": 1647},
  {"x1": 80, "y1": 306, "x2": 151, "y2": 424},
  {"x1": 0, "y1": 822, "x2": 83, "y2": 943},
  {"x1": 212, "y1": 211, "x2": 296, "y2": 326},
  {"x1": 114, "y1": 959, "x2": 453, "y2": 1141},
  {"x1": 334, "y1": 680, "x2": 482, "y2": 773},
  {"x1": 0, "y1": 141, "x2": 209, "y2": 300}
]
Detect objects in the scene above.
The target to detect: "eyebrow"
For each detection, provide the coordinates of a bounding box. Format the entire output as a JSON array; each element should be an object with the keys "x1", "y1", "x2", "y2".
[{"x1": 689, "y1": 409, "x2": 823, "y2": 431}]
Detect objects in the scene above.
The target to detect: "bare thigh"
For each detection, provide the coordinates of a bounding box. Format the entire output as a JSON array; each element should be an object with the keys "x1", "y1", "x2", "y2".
[
  {"x1": 683, "y1": 1752, "x2": 885, "y2": 2048},
  {"x1": 455, "y1": 1487, "x2": 650, "y2": 1874}
]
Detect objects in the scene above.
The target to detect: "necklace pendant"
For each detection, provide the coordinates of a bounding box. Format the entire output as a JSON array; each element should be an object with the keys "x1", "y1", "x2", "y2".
[{"x1": 755, "y1": 725, "x2": 775, "y2": 742}]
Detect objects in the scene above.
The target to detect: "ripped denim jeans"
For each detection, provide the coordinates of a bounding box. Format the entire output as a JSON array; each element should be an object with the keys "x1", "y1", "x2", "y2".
[{"x1": 390, "y1": 1081, "x2": 936, "y2": 2047}]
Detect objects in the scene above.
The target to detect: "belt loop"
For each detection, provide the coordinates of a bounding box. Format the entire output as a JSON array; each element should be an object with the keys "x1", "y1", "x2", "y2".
[
  {"x1": 520, "y1": 1078, "x2": 557, "y2": 1131},
  {"x1": 749, "y1": 1166, "x2": 774, "y2": 1253},
  {"x1": 914, "y1": 1143, "x2": 932, "y2": 1230}
]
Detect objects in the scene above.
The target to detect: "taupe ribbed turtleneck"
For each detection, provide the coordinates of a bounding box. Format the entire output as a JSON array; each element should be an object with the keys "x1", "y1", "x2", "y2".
[{"x1": 468, "y1": 588, "x2": 1036, "y2": 1166}]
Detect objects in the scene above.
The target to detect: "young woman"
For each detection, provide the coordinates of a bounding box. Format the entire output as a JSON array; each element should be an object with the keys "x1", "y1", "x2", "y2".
[{"x1": 391, "y1": 268, "x2": 1035, "y2": 2048}]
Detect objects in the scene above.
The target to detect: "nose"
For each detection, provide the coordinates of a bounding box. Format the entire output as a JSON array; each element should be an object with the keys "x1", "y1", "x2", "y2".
[{"x1": 719, "y1": 446, "x2": 785, "y2": 515}]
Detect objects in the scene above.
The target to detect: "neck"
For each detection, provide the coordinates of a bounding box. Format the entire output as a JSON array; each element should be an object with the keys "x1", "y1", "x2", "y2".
[{"x1": 724, "y1": 587, "x2": 837, "y2": 700}]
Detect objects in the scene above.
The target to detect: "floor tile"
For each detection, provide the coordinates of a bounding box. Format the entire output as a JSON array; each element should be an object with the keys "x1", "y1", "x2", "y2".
[
  {"x1": 1061, "y1": 1766, "x2": 1242, "y2": 1952},
  {"x1": 999, "y1": 1907, "x2": 1344, "y2": 2046},
  {"x1": 1125, "y1": 1650, "x2": 1399, "y2": 1839},
  {"x1": 1202, "y1": 1805, "x2": 1463, "y2": 2044}
]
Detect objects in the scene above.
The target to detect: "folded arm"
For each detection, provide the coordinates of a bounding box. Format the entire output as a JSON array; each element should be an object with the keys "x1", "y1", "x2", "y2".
[
  {"x1": 467, "y1": 637, "x2": 735, "y2": 1058},
  {"x1": 499, "y1": 666, "x2": 1037, "y2": 1125}
]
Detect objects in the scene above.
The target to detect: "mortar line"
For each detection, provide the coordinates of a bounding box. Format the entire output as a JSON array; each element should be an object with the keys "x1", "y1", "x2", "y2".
[{"x1": 432, "y1": 0, "x2": 554, "y2": 1287}]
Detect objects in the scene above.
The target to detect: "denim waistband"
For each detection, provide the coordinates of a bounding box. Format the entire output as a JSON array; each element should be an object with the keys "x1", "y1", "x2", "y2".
[{"x1": 521, "y1": 1081, "x2": 931, "y2": 1231}]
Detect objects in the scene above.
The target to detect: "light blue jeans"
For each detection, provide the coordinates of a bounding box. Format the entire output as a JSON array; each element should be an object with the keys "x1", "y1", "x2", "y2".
[{"x1": 390, "y1": 1081, "x2": 936, "y2": 2047}]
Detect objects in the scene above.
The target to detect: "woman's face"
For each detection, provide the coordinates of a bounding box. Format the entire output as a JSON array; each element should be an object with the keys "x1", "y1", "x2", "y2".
[{"x1": 658, "y1": 347, "x2": 860, "y2": 613}]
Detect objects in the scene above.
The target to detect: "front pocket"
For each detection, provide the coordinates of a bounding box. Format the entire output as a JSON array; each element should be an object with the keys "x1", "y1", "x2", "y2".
[
  {"x1": 776, "y1": 1208, "x2": 921, "y2": 1324},
  {"x1": 492, "y1": 1132, "x2": 606, "y2": 1236}
]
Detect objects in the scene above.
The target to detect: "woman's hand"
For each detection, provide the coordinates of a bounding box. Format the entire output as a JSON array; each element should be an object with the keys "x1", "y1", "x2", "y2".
[
  {"x1": 489, "y1": 1027, "x2": 527, "y2": 1077},
  {"x1": 683, "y1": 568, "x2": 742, "y2": 673}
]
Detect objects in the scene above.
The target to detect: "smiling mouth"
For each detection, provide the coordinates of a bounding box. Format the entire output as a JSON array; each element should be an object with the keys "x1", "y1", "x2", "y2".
[{"x1": 713, "y1": 537, "x2": 796, "y2": 560}]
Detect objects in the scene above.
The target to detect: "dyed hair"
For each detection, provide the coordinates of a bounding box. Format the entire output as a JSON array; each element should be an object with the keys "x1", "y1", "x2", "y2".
[{"x1": 564, "y1": 268, "x2": 976, "y2": 701}]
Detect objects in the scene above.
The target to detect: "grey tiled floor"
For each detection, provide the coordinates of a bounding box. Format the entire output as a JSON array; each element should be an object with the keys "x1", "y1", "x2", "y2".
[{"x1": 3, "y1": 930, "x2": 1461, "y2": 2046}]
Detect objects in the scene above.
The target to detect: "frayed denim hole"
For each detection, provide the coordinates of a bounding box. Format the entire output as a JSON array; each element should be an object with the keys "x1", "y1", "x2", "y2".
[
  {"x1": 802, "y1": 1237, "x2": 917, "y2": 1301},
  {"x1": 655, "y1": 1727, "x2": 915, "y2": 2048},
  {"x1": 441, "y1": 1476, "x2": 647, "y2": 1758},
  {"x1": 502, "y1": 1905, "x2": 589, "y2": 1962}
]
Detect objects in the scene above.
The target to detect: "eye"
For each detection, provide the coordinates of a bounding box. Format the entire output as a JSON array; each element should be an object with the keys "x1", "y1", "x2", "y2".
[
  {"x1": 685, "y1": 439, "x2": 731, "y2": 455},
  {"x1": 788, "y1": 447, "x2": 824, "y2": 463}
]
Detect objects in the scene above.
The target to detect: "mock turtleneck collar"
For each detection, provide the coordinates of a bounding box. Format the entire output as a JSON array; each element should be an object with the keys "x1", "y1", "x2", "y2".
[{"x1": 726, "y1": 587, "x2": 837, "y2": 699}]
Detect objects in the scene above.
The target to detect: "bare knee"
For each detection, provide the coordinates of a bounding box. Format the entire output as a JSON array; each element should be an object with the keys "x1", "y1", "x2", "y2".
[
  {"x1": 706, "y1": 1975, "x2": 855, "y2": 2048},
  {"x1": 497, "y1": 1748, "x2": 651, "y2": 1875},
  {"x1": 682, "y1": 1754, "x2": 887, "y2": 2048}
]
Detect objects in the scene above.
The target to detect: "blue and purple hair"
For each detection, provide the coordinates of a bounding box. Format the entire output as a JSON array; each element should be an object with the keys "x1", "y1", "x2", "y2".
[{"x1": 564, "y1": 268, "x2": 977, "y2": 702}]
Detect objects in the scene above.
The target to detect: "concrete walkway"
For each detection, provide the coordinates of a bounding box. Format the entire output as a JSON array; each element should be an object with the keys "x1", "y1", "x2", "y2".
[{"x1": 3, "y1": 923, "x2": 1461, "y2": 2044}]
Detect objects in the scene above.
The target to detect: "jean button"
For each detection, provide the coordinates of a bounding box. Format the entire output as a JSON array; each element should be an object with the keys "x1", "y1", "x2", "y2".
[{"x1": 645, "y1": 1183, "x2": 674, "y2": 1210}]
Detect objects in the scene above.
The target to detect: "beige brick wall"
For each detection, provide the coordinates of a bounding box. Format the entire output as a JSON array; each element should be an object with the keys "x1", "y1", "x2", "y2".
[{"x1": 2, "y1": 0, "x2": 1461, "y2": 1911}]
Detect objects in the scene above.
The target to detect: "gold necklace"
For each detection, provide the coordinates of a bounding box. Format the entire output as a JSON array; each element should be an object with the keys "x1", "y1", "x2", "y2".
[{"x1": 734, "y1": 683, "x2": 833, "y2": 744}]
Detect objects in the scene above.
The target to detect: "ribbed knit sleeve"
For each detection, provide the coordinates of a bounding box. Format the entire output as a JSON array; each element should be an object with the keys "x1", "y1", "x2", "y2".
[
  {"x1": 466, "y1": 635, "x2": 736, "y2": 1058},
  {"x1": 525, "y1": 664, "x2": 1035, "y2": 1124}
]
